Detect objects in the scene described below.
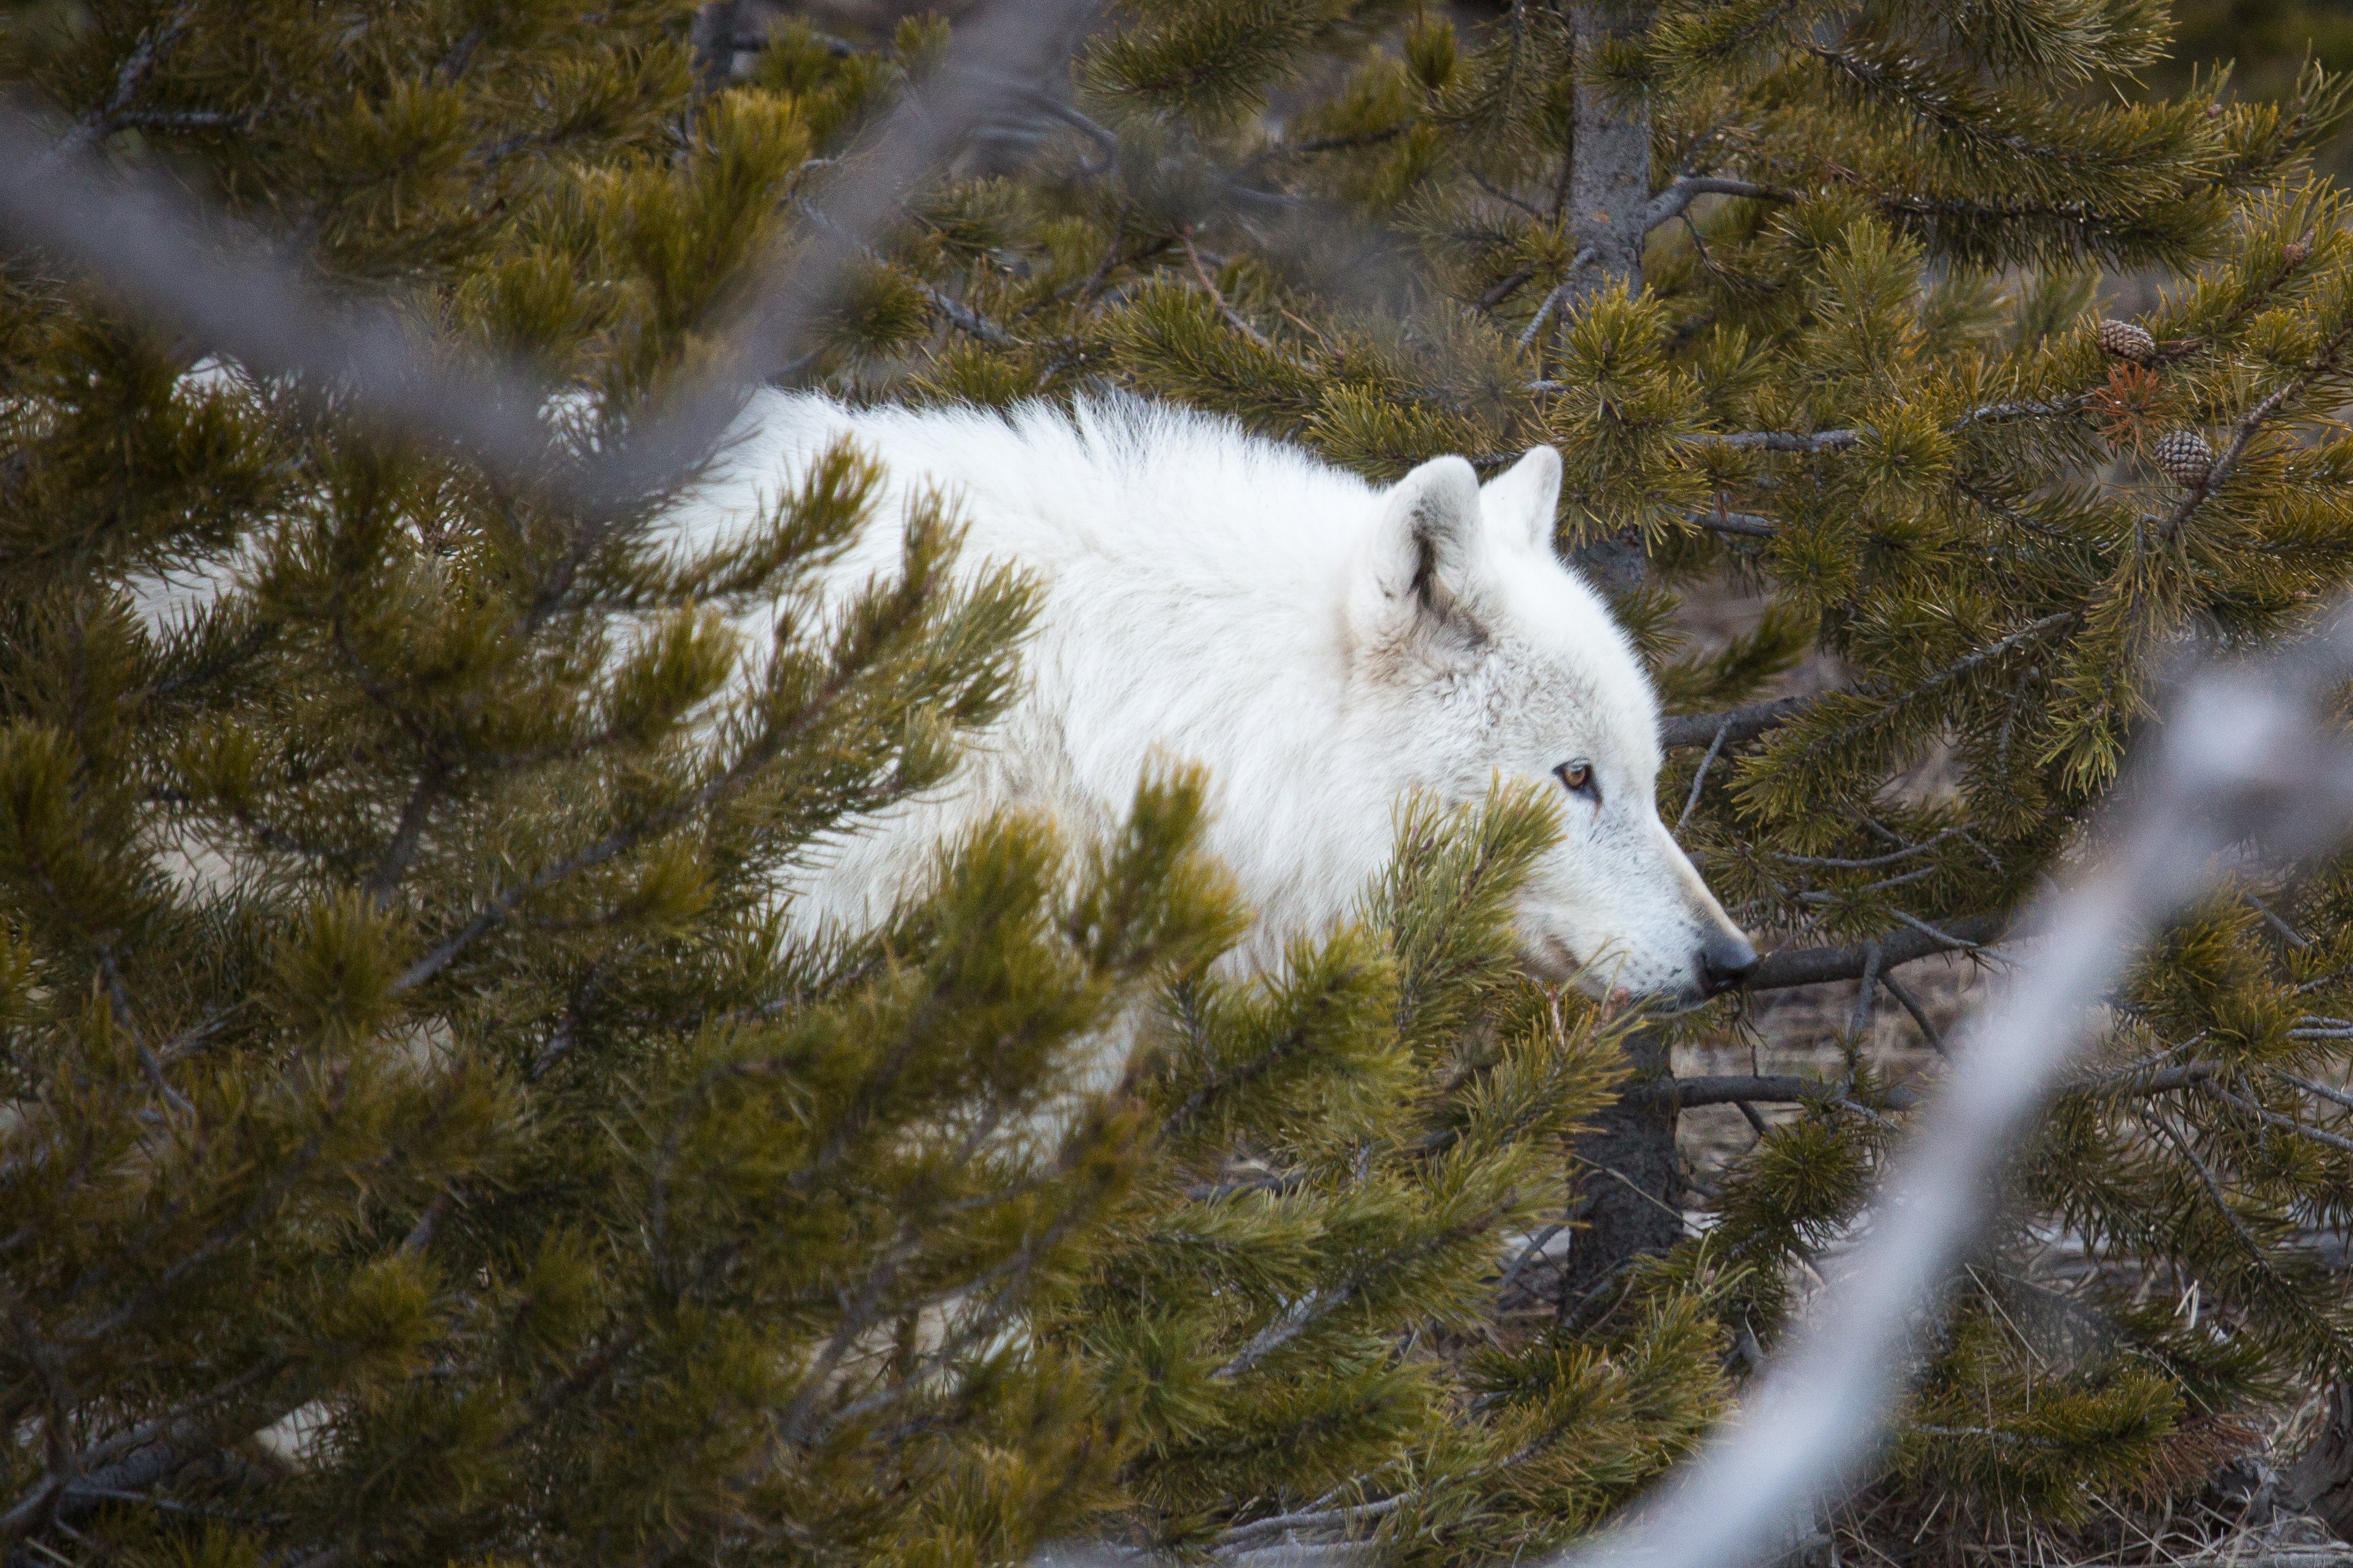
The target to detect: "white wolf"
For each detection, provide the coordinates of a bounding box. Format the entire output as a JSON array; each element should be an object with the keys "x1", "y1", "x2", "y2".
[{"x1": 678, "y1": 393, "x2": 1756, "y2": 1001}]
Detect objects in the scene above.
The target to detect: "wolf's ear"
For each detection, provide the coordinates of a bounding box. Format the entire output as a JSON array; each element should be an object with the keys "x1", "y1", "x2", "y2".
[
  {"x1": 1480, "y1": 445, "x2": 1562, "y2": 554},
  {"x1": 1354, "y1": 455, "x2": 1489, "y2": 638}
]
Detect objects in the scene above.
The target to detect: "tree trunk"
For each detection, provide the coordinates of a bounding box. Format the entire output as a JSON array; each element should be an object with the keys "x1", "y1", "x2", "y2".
[
  {"x1": 1558, "y1": 1023, "x2": 1683, "y2": 1320},
  {"x1": 1557, "y1": 2, "x2": 1679, "y2": 1316},
  {"x1": 1560, "y1": 1, "x2": 1657, "y2": 594},
  {"x1": 1566, "y1": 1, "x2": 1655, "y2": 303},
  {"x1": 2291, "y1": 1383, "x2": 2353, "y2": 1543},
  {"x1": 690, "y1": 2, "x2": 741, "y2": 94}
]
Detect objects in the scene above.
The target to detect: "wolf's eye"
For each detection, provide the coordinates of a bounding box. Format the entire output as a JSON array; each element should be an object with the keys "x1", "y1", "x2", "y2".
[{"x1": 1555, "y1": 761, "x2": 1596, "y2": 799}]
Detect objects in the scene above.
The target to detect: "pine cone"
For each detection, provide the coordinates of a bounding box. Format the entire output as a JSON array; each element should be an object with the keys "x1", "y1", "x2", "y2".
[
  {"x1": 2286, "y1": 234, "x2": 2313, "y2": 267},
  {"x1": 2095, "y1": 318, "x2": 2157, "y2": 364},
  {"x1": 2154, "y1": 430, "x2": 2214, "y2": 487}
]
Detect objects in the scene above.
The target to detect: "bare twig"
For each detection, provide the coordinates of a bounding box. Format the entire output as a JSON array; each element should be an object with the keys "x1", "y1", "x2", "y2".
[
  {"x1": 1677, "y1": 719, "x2": 1731, "y2": 833},
  {"x1": 1878, "y1": 972, "x2": 1946, "y2": 1058},
  {"x1": 1518, "y1": 249, "x2": 1596, "y2": 350},
  {"x1": 1180, "y1": 227, "x2": 1272, "y2": 348},
  {"x1": 1495, "y1": 1224, "x2": 1566, "y2": 1301}
]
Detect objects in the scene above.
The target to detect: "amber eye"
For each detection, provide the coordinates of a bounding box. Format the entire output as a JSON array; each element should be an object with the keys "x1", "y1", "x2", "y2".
[{"x1": 1555, "y1": 761, "x2": 1594, "y2": 796}]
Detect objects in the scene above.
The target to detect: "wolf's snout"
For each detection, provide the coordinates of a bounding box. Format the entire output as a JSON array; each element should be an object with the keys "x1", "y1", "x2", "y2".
[{"x1": 1695, "y1": 925, "x2": 1760, "y2": 995}]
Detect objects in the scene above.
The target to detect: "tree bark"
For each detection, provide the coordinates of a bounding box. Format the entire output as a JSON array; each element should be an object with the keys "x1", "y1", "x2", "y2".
[
  {"x1": 1559, "y1": 1023, "x2": 1683, "y2": 1321},
  {"x1": 690, "y1": 2, "x2": 741, "y2": 94},
  {"x1": 1566, "y1": 1, "x2": 1654, "y2": 303},
  {"x1": 2292, "y1": 1383, "x2": 2353, "y2": 1543},
  {"x1": 1559, "y1": 1, "x2": 1678, "y2": 1316}
]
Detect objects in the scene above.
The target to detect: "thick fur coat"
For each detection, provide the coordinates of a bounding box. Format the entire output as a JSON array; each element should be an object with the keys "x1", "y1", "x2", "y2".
[{"x1": 674, "y1": 394, "x2": 1754, "y2": 1000}]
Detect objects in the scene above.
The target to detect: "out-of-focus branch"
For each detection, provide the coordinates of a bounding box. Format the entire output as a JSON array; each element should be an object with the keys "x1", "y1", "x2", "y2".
[{"x1": 0, "y1": 0, "x2": 1103, "y2": 513}]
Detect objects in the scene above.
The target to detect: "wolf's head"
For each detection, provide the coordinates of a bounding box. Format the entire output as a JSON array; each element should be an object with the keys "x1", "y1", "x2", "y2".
[{"x1": 1344, "y1": 447, "x2": 1756, "y2": 1005}]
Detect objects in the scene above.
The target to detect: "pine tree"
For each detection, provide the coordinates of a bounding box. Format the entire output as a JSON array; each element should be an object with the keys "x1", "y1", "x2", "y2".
[
  {"x1": 17, "y1": 2, "x2": 2353, "y2": 1567},
  {"x1": 0, "y1": 6, "x2": 1226, "y2": 1563}
]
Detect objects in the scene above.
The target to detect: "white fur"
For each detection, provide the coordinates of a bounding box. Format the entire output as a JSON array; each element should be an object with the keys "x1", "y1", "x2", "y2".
[{"x1": 674, "y1": 393, "x2": 1751, "y2": 999}]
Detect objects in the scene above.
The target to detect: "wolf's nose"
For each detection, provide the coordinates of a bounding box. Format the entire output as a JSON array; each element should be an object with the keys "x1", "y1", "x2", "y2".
[{"x1": 1696, "y1": 928, "x2": 1760, "y2": 995}]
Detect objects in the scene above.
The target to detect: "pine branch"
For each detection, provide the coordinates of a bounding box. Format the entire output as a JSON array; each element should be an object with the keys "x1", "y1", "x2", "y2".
[
  {"x1": 1214, "y1": 1495, "x2": 1407, "y2": 1550},
  {"x1": 1879, "y1": 972, "x2": 1946, "y2": 1057},
  {"x1": 1742, "y1": 913, "x2": 2008, "y2": 992},
  {"x1": 1660, "y1": 694, "x2": 1815, "y2": 751},
  {"x1": 1641, "y1": 174, "x2": 1797, "y2": 232},
  {"x1": 921, "y1": 282, "x2": 1020, "y2": 347},
  {"x1": 1251, "y1": 126, "x2": 1410, "y2": 163},
  {"x1": 0, "y1": 1278, "x2": 80, "y2": 1544},
  {"x1": 1776, "y1": 612, "x2": 2079, "y2": 764},
  {"x1": 2202, "y1": 1080, "x2": 2353, "y2": 1156},
  {"x1": 61, "y1": 1086, "x2": 348, "y2": 1346},
  {"x1": 1956, "y1": 397, "x2": 2084, "y2": 428},
  {"x1": 1681, "y1": 398, "x2": 2081, "y2": 456},
  {"x1": 2274, "y1": 1068, "x2": 2353, "y2": 1114},
  {"x1": 1494, "y1": 1223, "x2": 1565, "y2": 1302},
  {"x1": 93, "y1": 942, "x2": 193, "y2": 1116},
  {"x1": 361, "y1": 761, "x2": 452, "y2": 907},
  {"x1": 2147, "y1": 1112, "x2": 2269, "y2": 1259},
  {"x1": 55, "y1": 3, "x2": 199, "y2": 154},
  {"x1": 1518, "y1": 251, "x2": 1596, "y2": 349},
  {"x1": 2155, "y1": 319, "x2": 2353, "y2": 541},
  {"x1": 1683, "y1": 506, "x2": 1778, "y2": 538},
  {"x1": 1639, "y1": 1075, "x2": 1922, "y2": 1112},
  {"x1": 1778, "y1": 826, "x2": 1978, "y2": 869},
  {"x1": 799, "y1": 196, "x2": 1025, "y2": 349},
  {"x1": 1683, "y1": 429, "x2": 1862, "y2": 453},
  {"x1": 1212, "y1": 1286, "x2": 1346, "y2": 1381},
  {"x1": 0, "y1": 1358, "x2": 296, "y2": 1536},
  {"x1": 2070, "y1": 1062, "x2": 2214, "y2": 1098},
  {"x1": 392, "y1": 594, "x2": 927, "y2": 993},
  {"x1": 1476, "y1": 263, "x2": 1539, "y2": 311}
]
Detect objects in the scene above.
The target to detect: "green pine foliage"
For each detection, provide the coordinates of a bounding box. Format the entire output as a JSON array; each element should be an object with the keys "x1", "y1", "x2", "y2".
[
  {"x1": 0, "y1": 5, "x2": 1211, "y2": 1563},
  {"x1": 2149, "y1": 2, "x2": 2353, "y2": 182},
  {"x1": 15, "y1": 0, "x2": 2353, "y2": 1565},
  {"x1": 1057, "y1": 787, "x2": 1721, "y2": 1565}
]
